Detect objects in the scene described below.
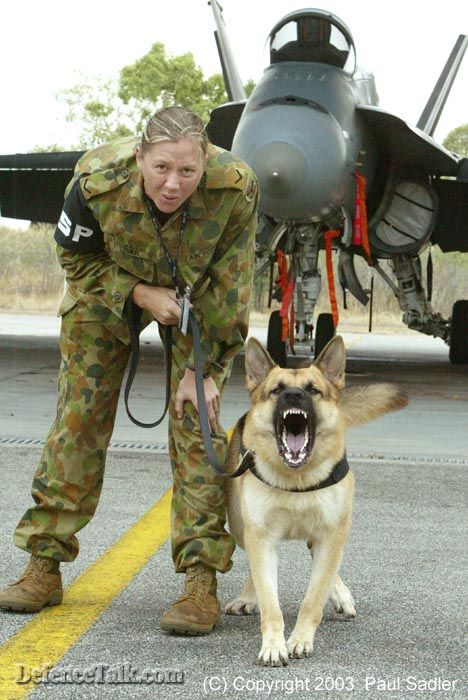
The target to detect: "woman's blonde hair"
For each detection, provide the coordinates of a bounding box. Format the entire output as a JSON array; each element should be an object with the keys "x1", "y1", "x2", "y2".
[{"x1": 141, "y1": 106, "x2": 209, "y2": 156}]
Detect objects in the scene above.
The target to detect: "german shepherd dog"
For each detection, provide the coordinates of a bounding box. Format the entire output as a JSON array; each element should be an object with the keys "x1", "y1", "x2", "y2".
[{"x1": 226, "y1": 336, "x2": 408, "y2": 666}]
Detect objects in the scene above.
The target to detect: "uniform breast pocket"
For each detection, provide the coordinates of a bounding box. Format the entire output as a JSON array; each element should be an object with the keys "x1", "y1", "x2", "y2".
[{"x1": 106, "y1": 233, "x2": 155, "y2": 282}]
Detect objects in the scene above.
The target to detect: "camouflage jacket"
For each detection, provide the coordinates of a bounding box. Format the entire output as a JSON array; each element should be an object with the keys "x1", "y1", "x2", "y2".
[{"x1": 55, "y1": 136, "x2": 258, "y2": 375}]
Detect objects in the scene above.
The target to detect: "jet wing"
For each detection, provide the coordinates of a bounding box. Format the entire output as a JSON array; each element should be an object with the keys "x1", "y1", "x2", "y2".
[
  {"x1": 357, "y1": 106, "x2": 468, "y2": 252},
  {"x1": 0, "y1": 151, "x2": 82, "y2": 223},
  {"x1": 356, "y1": 105, "x2": 462, "y2": 176}
]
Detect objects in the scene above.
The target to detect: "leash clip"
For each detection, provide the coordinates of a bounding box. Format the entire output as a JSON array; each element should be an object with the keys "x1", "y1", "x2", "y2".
[{"x1": 178, "y1": 285, "x2": 192, "y2": 336}]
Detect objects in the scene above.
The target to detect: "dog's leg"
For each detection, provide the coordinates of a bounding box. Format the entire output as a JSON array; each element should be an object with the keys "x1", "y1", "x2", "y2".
[
  {"x1": 307, "y1": 541, "x2": 356, "y2": 618},
  {"x1": 330, "y1": 574, "x2": 356, "y2": 618},
  {"x1": 287, "y1": 529, "x2": 348, "y2": 658},
  {"x1": 244, "y1": 531, "x2": 288, "y2": 667},
  {"x1": 225, "y1": 572, "x2": 258, "y2": 615}
]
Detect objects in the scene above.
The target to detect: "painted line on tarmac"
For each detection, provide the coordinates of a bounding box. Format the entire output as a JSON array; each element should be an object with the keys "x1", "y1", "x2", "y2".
[{"x1": 0, "y1": 488, "x2": 172, "y2": 699}]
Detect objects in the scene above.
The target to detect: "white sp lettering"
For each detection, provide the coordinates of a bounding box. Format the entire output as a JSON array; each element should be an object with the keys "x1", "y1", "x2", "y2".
[
  {"x1": 72, "y1": 224, "x2": 94, "y2": 242},
  {"x1": 58, "y1": 214, "x2": 94, "y2": 242},
  {"x1": 57, "y1": 210, "x2": 72, "y2": 236}
]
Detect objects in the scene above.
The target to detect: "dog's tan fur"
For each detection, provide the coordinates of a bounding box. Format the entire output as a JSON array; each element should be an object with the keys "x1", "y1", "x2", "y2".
[{"x1": 226, "y1": 336, "x2": 408, "y2": 666}]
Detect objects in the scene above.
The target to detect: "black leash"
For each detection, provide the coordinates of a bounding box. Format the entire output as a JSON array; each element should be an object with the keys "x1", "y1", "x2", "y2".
[
  {"x1": 124, "y1": 303, "x2": 350, "y2": 488},
  {"x1": 124, "y1": 301, "x2": 246, "y2": 476},
  {"x1": 123, "y1": 299, "x2": 172, "y2": 429}
]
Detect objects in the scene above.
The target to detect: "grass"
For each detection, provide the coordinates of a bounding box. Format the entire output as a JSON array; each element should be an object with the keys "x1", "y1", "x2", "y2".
[
  {"x1": 0, "y1": 225, "x2": 466, "y2": 320},
  {"x1": 0, "y1": 224, "x2": 65, "y2": 312}
]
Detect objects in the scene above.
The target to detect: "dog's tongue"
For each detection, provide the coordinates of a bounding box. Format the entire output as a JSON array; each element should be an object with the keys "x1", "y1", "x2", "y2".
[{"x1": 286, "y1": 432, "x2": 305, "y2": 453}]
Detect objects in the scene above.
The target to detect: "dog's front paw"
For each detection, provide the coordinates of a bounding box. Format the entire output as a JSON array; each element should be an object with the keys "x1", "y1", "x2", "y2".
[
  {"x1": 330, "y1": 579, "x2": 356, "y2": 618},
  {"x1": 258, "y1": 638, "x2": 289, "y2": 667},
  {"x1": 225, "y1": 596, "x2": 258, "y2": 615},
  {"x1": 286, "y1": 632, "x2": 314, "y2": 658}
]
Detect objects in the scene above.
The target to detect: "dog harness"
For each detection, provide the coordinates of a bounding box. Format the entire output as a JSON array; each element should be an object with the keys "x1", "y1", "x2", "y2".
[{"x1": 236, "y1": 415, "x2": 350, "y2": 492}]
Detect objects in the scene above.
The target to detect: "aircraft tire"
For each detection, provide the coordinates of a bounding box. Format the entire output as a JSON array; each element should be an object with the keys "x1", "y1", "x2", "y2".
[
  {"x1": 314, "y1": 313, "x2": 335, "y2": 359},
  {"x1": 267, "y1": 310, "x2": 287, "y2": 367},
  {"x1": 449, "y1": 300, "x2": 468, "y2": 365}
]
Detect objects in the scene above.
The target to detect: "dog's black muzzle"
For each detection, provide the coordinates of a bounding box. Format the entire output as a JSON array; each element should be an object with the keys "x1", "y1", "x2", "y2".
[{"x1": 273, "y1": 388, "x2": 316, "y2": 469}]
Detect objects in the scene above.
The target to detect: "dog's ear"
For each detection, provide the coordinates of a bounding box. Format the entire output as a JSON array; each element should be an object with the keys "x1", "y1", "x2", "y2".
[
  {"x1": 245, "y1": 338, "x2": 276, "y2": 391},
  {"x1": 314, "y1": 335, "x2": 346, "y2": 389}
]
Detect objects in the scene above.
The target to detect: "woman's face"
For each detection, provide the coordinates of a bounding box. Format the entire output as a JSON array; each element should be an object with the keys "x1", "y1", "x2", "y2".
[{"x1": 136, "y1": 138, "x2": 206, "y2": 213}]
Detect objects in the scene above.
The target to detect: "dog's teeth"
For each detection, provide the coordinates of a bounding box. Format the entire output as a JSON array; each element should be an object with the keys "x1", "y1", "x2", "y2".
[{"x1": 282, "y1": 408, "x2": 307, "y2": 418}]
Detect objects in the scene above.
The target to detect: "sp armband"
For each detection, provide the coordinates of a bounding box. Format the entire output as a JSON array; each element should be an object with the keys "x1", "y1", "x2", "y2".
[{"x1": 54, "y1": 178, "x2": 104, "y2": 253}]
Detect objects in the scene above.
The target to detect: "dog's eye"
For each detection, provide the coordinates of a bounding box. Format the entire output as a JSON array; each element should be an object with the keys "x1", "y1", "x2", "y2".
[
  {"x1": 270, "y1": 383, "x2": 285, "y2": 396},
  {"x1": 305, "y1": 382, "x2": 321, "y2": 396}
]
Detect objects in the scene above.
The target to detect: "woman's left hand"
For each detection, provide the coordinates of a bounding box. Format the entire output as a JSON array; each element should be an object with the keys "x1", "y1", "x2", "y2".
[{"x1": 174, "y1": 368, "x2": 220, "y2": 433}]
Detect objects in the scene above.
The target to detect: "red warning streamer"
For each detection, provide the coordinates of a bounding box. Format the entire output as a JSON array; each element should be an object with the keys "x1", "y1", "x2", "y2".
[
  {"x1": 324, "y1": 229, "x2": 341, "y2": 328},
  {"x1": 277, "y1": 250, "x2": 295, "y2": 348},
  {"x1": 353, "y1": 172, "x2": 372, "y2": 264}
]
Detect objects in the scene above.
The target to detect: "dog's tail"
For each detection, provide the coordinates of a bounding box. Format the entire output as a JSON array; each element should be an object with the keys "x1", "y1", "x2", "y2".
[{"x1": 341, "y1": 384, "x2": 408, "y2": 428}]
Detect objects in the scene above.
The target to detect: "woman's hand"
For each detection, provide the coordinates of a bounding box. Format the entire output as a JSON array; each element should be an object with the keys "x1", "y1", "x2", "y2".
[
  {"x1": 132, "y1": 283, "x2": 181, "y2": 325},
  {"x1": 174, "y1": 368, "x2": 220, "y2": 433}
]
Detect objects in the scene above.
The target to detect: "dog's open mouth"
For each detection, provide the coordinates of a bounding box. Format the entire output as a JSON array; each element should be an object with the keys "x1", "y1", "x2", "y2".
[{"x1": 276, "y1": 408, "x2": 314, "y2": 468}]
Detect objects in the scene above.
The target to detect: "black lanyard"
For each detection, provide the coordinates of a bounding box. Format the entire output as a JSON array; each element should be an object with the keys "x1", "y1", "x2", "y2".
[{"x1": 145, "y1": 196, "x2": 189, "y2": 293}]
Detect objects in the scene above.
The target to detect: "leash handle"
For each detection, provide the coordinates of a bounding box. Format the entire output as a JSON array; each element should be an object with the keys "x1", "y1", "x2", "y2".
[{"x1": 124, "y1": 299, "x2": 172, "y2": 428}]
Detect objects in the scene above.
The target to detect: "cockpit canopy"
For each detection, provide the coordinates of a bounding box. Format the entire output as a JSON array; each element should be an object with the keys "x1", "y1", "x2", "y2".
[{"x1": 269, "y1": 9, "x2": 356, "y2": 73}]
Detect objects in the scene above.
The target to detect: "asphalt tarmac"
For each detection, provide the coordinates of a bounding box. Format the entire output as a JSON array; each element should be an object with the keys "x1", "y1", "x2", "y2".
[{"x1": 0, "y1": 315, "x2": 467, "y2": 699}]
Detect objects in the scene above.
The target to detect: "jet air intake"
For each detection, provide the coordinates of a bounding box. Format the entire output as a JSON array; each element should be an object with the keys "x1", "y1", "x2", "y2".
[{"x1": 232, "y1": 100, "x2": 348, "y2": 221}]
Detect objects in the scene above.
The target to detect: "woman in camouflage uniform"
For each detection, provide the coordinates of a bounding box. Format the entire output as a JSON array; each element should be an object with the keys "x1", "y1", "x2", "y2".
[{"x1": 0, "y1": 106, "x2": 258, "y2": 635}]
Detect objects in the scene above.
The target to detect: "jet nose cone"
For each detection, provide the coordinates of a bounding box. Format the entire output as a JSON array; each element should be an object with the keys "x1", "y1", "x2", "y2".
[
  {"x1": 252, "y1": 143, "x2": 308, "y2": 199},
  {"x1": 232, "y1": 104, "x2": 349, "y2": 221}
]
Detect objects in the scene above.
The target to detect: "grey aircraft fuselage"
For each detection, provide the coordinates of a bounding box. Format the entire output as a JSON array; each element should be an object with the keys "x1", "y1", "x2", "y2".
[
  {"x1": 232, "y1": 61, "x2": 378, "y2": 223},
  {"x1": 207, "y1": 3, "x2": 468, "y2": 364}
]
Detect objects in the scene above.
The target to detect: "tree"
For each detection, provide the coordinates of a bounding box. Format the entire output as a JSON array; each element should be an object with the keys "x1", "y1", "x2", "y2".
[
  {"x1": 57, "y1": 43, "x2": 253, "y2": 149},
  {"x1": 443, "y1": 123, "x2": 468, "y2": 156},
  {"x1": 118, "y1": 42, "x2": 229, "y2": 125},
  {"x1": 57, "y1": 77, "x2": 139, "y2": 149}
]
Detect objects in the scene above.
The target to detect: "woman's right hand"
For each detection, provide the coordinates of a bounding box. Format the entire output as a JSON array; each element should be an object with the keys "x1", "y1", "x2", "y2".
[{"x1": 132, "y1": 283, "x2": 181, "y2": 325}]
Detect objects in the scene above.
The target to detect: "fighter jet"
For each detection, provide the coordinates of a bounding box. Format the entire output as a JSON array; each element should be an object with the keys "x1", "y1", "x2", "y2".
[
  {"x1": 0, "y1": 4, "x2": 466, "y2": 364},
  {"x1": 207, "y1": 1, "x2": 468, "y2": 364}
]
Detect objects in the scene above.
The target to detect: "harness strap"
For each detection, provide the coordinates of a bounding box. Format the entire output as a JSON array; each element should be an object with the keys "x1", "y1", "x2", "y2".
[{"x1": 238, "y1": 438, "x2": 350, "y2": 493}]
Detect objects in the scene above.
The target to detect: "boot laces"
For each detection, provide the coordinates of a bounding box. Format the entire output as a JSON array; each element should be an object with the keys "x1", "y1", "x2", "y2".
[
  {"x1": 180, "y1": 565, "x2": 216, "y2": 605},
  {"x1": 16, "y1": 558, "x2": 55, "y2": 590}
]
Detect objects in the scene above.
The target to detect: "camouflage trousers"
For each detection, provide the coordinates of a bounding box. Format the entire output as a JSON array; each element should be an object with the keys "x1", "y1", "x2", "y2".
[{"x1": 13, "y1": 304, "x2": 235, "y2": 573}]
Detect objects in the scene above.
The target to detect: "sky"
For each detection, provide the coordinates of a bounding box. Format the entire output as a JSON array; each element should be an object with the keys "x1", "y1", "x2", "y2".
[{"x1": 1, "y1": 0, "x2": 467, "y2": 225}]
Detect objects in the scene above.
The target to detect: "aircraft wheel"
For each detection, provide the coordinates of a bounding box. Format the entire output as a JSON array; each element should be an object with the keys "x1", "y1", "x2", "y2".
[
  {"x1": 314, "y1": 313, "x2": 335, "y2": 359},
  {"x1": 449, "y1": 300, "x2": 468, "y2": 364},
  {"x1": 267, "y1": 310, "x2": 287, "y2": 367}
]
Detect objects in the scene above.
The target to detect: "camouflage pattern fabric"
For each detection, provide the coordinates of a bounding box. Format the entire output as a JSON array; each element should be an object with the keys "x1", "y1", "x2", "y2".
[
  {"x1": 14, "y1": 306, "x2": 130, "y2": 561},
  {"x1": 57, "y1": 137, "x2": 258, "y2": 377},
  {"x1": 14, "y1": 308, "x2": 235, "y2": 570},
  {"x1": 13, "y1": 137, "x2": 258, "y2": 572}
]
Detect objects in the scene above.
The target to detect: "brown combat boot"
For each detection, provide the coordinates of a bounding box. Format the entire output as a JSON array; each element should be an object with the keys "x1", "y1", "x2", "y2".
[
  {"x1": 0, "y1": 555, "x2": 62, "y2": 613},
  {"x1": 160, "y1": 563, "x2": 220, "y2": 635}
]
